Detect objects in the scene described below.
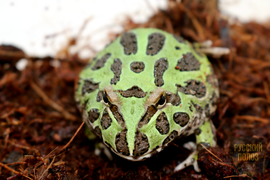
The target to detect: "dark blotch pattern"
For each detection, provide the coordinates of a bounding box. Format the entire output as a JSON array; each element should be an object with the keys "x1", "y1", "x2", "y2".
[
  {"x1": 130, "y1": 61, "x2": 145, "y2": 73},
  {"x1": 101, "y1": 109, "x2": 112, "y2": 130},
  {"x1": 166, "y1": 92, "x2": 181, "y2": 106},
  {"x1": 94, "y1": 126, "x2": 102, "y2": 138},
  {"x1": 92, "y1": 53, "x2": 111, "y2": 70},
  {"x1": 156, "y1": 112, "x2": 169, "y2": 135},
  {"x1": 146, "y1": 33, "x2": 165, "y2": 56},
  {"x1": 177, "y1": 80, "x2": 206, "y2": 98},
  {"x1": 118, "y1": 86, "x2": 146, "y2": 98},
  {"x1": 173, "y1": 35, "x2": 186, "y2": 44},
  {"x1": 82, "y1": 79, "x2": 99, "y2": 95},
  {"x1": 163, "y1": 130, "x2": 178, "y2": 146},
  {"x1": 176, "y1": 53, "x2": 200, "y2": 71},
  {"x1": 110, "y1": 105, "x2": 125, "y2": 128},
  {"x1": 96, "y1": 91, "x2": 103, "y2": 102},
  {"x1": 88, "y1": 108, "x2": 100, "y2": 123},
  {"x1": 115, "y1": 129, "x2": 130, "y2": 156},
  {"x1": 133, "y1": 131, "x2": 149, "y2": 156},
  {"x1": 120, "y1": 32, "x2": 137, "y2": 55},
  {"x1": 110, "y1": 58, "x2": 122, "y2": 85},
  {"x1": 191, "y1": 101, "x2": 203, "y2": 115},
  {"x1": 173, "y1": 112, "x2": 190, "y2": 127},
  {"x1": 138, "y1": 105, "x2": 157, "y2": 128},
  {"x1": 154, "y1": 58, "x2": 168, "y2": 87}
]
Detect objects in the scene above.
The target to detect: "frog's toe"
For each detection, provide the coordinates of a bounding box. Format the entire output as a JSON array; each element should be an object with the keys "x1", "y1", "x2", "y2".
[
  {"x1": 183, "y1": 141, "x2": 196, "y2": 151},
  {"x1": 174, "y1": 151, "x2": 200, "y2": 172}
]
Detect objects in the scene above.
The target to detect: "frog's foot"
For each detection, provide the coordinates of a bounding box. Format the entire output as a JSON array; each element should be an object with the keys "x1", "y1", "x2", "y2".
[
  {"x1": 175, "y1": 120, "x2": 216, "y2": 172},
  {"x1": 174, "y1": 150, "x2": 200, "y2": 172},
  {"x1": 193, "y1": 40, "x2": 230, "y2": 58}
]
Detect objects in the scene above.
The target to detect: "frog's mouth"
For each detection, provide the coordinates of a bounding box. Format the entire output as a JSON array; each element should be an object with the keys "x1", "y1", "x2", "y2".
[{"x1": 111, "y1": 145, "x2": 164, "y2": 161}]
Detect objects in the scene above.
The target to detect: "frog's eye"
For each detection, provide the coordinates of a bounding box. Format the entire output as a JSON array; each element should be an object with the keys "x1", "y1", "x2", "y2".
[
  {"x1": 156, "y1": 94, "x2": 166, "y2": 109},
  {"x1": 103, "y1": 92, "x2": 110, "y2": 105}
]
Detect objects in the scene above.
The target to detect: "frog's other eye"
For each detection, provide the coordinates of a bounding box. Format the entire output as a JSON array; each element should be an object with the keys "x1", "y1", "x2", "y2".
[
  {"x1": 103, "y1": 92, "x2": 110, "y2": 105},
  {"x1": 156, "y1": 94, "x2": 166, "y2": 108}
]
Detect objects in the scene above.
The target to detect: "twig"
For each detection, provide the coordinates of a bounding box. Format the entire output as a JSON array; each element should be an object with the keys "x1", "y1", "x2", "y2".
[
  {"x1": 200, "y1": 143, "x2": 223, "y2": 162},
  {"x1": 236, "y1": 115, "x2": 269, "y2": 124},
  {"x1": 61, "y1": 121, "x2": 85, "y2": 151},
  {"x1": 0, "y1": 162, "x2": 32, "y2": 180},
  {"x1": 224, "y1": 174, "x2": 253, "y2": 180},
  {"x1": 38, "y1": 156, "x2": 56, "y2": 180},
  {"x1": 30, "y1": 81, "x2": 76, "y2": 121}
]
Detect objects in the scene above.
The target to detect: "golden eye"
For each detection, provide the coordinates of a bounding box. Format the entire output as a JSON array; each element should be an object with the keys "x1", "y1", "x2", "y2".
[{"x1": 156, "y1": 94, "x2": 166, "y2": 108}]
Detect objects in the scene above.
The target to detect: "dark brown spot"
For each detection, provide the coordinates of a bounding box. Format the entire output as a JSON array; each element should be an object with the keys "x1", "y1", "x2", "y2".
[
  {"x1": 101, "y1": 109, "x2": 112, "y2": 130},
  {"x1": 138, "y1": 105, "x2": 157, "y2": 128},
  {"x1": 133, "y1": 131, "x2": 149, "y2": 156},
  {"x1": 96, "y1": 91, "x2": 103, "y2": 102},
  {"x1": 146, "y1": 33, "x2": 165, "y2": 56},
  {"x1": 110, "y1": 58, "x2": 122, "y2": 85},
  {"x1": 82, "y1": 79, "x2": 99, "y2": 95},
  {"x1": 166, "y1": 92, "x2": 181, "y2": 106},
  {"x1": 118, "y1": 86, "x2": 146, "y2": 98},
  {"x1": 92, "y1": 53, "x2": 111, "y2": 70},
  {"x1": 88, "y1": 108, "x2": 100, "y2": 123},
  {"x1": 94, "y1": 126, "x2": 102, "y2": 138},
  {"x1": 130, "y1": 61, "x2": 145, "y2": 73},
  {"x1": 177, "y1": 80, "x2": 206, "y2": 98},
  {"x1": 176, "y1": 53, "x2": 200, "y2": 71},
  {"x1": 189, "y1": 104, "x2": 193, "y2": 112},
  {"x1": 194, "y1": 128, "x2": 201, "y2": 135},
  {"x1": 191, "y1": 101, "x2": 203, "y2": 115},
  {"x1": 173, "y1": 112, "x2": 190, "y2": 127},
  {"x1": 173, "y1": 35, "x2": 186, "y2": 44},
  {"x1": 154, "y1": 58, "x2": 168, "y2": 87},
  {"x1": 110, "y1": 105, "x2": 125, "y2": 128},
  {"x1": 115, "y1": 129, "x2": 130, "y2": 156},
  {"x1": 120, "y1": 32, "x2": 137, "y2": 55},
  {"x1": 156, "y1": 112, "x2": 169, "y2": 135},
  {"x1": 162, "y1": 130, "x2": 178, "y2": 146},
  {"x1": 175, "y1": 46, "x2": 181, "y2": 50}
]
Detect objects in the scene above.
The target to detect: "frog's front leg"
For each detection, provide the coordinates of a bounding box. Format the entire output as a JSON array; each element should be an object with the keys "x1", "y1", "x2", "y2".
[{"x1": 174, "y1": 120, "x2": 216, "y2": 172}]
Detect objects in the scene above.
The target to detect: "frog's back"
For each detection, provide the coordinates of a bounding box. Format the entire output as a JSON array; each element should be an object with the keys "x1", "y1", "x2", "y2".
[{"x1": 75, "y1": 28, "x2": 219, "y2": 160}]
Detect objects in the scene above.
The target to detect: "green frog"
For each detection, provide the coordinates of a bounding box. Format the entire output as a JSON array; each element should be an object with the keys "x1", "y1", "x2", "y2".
[{"x1": 75, "y1": 28, "x2": 219, "y2": 172}]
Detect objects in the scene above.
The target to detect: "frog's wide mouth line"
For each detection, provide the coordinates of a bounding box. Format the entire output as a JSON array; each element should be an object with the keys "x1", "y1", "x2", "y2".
[{"x1": 109, "y1": 145, "x2": 164, "y2": 162}]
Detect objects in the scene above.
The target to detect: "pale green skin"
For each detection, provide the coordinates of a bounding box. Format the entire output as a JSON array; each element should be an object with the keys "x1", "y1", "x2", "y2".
[{"x1": 75, "y1": 28, "x2": 219, "y2": 166}]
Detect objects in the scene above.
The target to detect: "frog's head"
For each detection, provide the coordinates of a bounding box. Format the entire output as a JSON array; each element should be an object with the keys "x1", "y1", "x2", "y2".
[{"x1": 91, "y1": 85, "x2": 184, "y2": 161}]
